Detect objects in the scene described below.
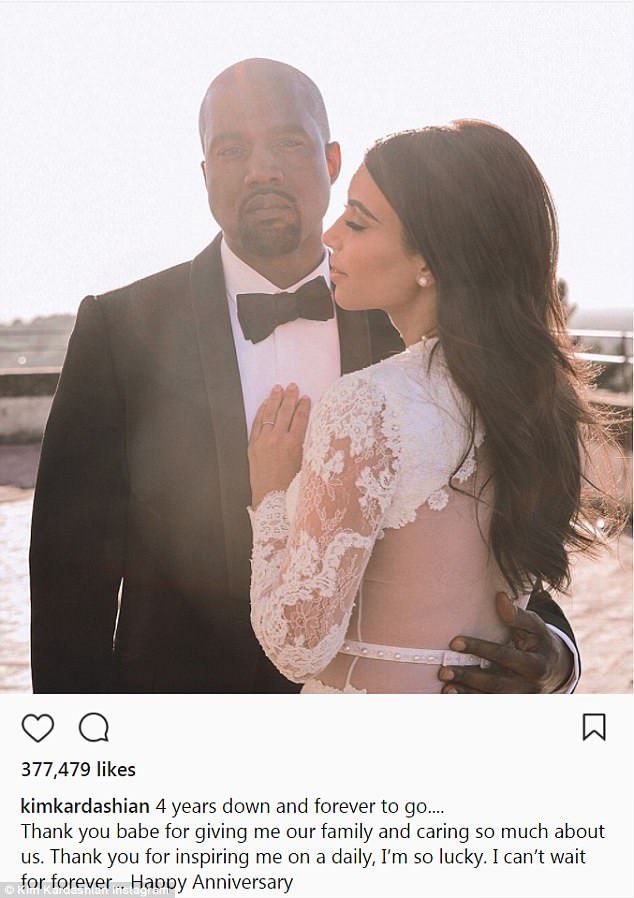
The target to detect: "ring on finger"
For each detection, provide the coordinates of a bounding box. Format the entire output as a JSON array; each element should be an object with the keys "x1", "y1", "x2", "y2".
[{"x1": 261, "y1": 419, "x2": 276, "y2": 428}]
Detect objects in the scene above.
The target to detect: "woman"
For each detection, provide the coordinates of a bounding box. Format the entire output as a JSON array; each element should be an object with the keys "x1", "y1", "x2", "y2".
[{"x1": 247, "y1": 121, "x2": 611, "y2": 694}]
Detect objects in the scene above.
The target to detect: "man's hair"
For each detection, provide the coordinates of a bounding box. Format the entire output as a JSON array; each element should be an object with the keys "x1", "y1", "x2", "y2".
[{"x1": 198, "y1": 58, "x2": 331, "y2": 149}]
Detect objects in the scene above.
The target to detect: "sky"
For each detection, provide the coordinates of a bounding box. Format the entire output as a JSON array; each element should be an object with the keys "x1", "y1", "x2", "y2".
[{"x1": 0, "y1": 1, "x2": 632, "y2": 323}]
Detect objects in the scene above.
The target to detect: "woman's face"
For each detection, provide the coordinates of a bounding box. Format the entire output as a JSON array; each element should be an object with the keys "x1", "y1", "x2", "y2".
[{"x1": 323, "y1": 164, "x2": 431, "y2": 317}]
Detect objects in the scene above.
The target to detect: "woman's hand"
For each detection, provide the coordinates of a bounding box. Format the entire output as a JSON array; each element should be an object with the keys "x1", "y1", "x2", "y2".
[{"x1": 248, "y1": 384, "x2": 311, "y2": 509}]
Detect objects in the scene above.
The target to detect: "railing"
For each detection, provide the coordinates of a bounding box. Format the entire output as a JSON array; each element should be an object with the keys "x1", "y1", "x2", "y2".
[
  {"x1": 1, "y1": 325, "x2": 632, "y2": 374},
  {"x1": 569, "y1": 329, "x2": 633, "y2": 364},
  {"x1": 0, "y1": 327, "x2": 630, "y2": 451},
  {"x1": 568, "y1": 328, "x2": 633, "y2": 394},
  {"x1": 0, "y1": 329, "x2": 72, "y2": 369}
]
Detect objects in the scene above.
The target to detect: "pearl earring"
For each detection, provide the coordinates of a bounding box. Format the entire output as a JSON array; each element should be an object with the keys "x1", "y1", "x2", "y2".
[{"x1": 417, "y1": 274, "x2": 429, "y2": 288}]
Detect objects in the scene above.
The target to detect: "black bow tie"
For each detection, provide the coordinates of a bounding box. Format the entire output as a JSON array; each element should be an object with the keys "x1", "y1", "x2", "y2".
[{"x1": 236, "y1": 276, "x2": 334, "y2": 344}]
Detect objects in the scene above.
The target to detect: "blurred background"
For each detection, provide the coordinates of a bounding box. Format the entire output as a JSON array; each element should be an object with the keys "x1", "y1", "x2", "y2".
[{"x1": 1, "y1": 2, "x2": 631, "y2": 693}]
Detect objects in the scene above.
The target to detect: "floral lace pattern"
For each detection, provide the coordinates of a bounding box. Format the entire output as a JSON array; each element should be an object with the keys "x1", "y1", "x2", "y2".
[{"x1": 249, "y1": 339, "x2": 485, "y2": 683}]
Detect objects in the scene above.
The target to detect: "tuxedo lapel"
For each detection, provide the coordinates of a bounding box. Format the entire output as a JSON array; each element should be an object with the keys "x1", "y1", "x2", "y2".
[
  {"x1": 336, "y1": 305, "x2": 373, "y2": 374},
  {"x1": 188, "y1": 236, "x2": 253, "y2": 613},
  {"x1": 188, "y1": 241, "x2": 372, "y2": 611}
]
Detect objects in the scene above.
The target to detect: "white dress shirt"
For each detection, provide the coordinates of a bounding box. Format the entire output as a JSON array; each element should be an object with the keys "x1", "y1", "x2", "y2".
[{"x1": 221, "y1": 238, "x2": 341, "y2": 438}]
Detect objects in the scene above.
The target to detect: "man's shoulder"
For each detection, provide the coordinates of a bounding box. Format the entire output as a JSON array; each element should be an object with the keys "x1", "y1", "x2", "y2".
[
  {"x1": 92, "y1": 237, "x2": 222, "y2": 311},
  {"x1": 94, "y1": 259, "x2": 192, "y2": 308}
]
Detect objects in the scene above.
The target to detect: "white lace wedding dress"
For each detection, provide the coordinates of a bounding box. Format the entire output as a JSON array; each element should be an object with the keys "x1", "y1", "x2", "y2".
[{"x1": 248, "y1": 337, "x2": 527, "y2": 693}]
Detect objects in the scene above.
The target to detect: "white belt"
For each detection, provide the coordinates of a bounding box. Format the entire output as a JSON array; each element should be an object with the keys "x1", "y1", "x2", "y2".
[{"x1": 340, "y1": 639, "x2": 490, "y2": 668}]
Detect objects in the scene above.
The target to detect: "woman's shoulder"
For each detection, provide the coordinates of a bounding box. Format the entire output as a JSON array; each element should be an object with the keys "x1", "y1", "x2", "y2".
[
  {"x1": 318, "y1": 337, "x2": 457, "y2": 419},
  {"x1": 312, "y1": 336, "x2": 485, "y2": 454},
  {"x1": 306, "y1": 338, "x2": 462, "y2": 462},
  {"x1": 310, "y1": 338, "x2": 486, "y2": 525},
  {"x1": 307, "y1": 361, "x2": 398, "y2": 462}
]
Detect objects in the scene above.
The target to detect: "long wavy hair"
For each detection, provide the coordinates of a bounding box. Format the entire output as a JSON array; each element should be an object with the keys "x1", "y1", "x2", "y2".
[{"x1": 365, "y1": 120, "x2": 618, "y2": 593}]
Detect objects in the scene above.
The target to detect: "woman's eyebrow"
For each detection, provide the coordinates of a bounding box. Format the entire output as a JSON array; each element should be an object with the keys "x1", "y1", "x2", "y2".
[{"x1": 347, "y1": 199, "x2": 380, "y2": 223}]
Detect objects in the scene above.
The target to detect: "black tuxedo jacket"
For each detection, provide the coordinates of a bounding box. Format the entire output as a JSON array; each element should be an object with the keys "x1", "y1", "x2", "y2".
[{"x1": 30, "y1": 236, "x2": 576, "y2": 693}]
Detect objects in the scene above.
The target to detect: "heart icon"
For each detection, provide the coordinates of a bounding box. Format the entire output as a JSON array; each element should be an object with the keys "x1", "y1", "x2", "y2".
[{"x1": 22, "y1": 714, "x2": 55, "y2": 743}]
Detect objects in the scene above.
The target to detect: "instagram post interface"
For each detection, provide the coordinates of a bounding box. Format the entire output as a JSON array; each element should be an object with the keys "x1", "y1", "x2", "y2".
[{"x1": 1, "y1": 2, "x2": 632, "y2": 897}]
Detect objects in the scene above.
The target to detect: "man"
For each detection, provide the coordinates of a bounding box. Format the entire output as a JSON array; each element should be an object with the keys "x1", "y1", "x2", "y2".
[{"x1": 30, "y1": 58, "x2": 578, "y2": 693}]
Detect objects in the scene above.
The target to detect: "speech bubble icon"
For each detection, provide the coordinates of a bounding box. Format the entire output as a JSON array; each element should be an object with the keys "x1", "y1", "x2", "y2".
[
  {"x1": 79, "y1": 712, "x2": 109, "y2": 742},
  {"x1": 582, "y1": 713, "x2": 606, "y2": 742}
]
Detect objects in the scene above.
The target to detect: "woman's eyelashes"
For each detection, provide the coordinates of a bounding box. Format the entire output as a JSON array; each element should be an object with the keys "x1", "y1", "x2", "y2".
[{"x1": 343, "y1": 204, "x2": 367, "y2": 232}]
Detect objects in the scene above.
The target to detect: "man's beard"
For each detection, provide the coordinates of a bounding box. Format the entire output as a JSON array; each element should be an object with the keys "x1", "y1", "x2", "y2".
[{"x1": 238, "y1": 220, "x2": 301, "y2": 257}]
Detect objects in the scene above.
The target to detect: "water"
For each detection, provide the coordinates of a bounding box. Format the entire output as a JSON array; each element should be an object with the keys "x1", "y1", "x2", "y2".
[{"x1": 0, "y1": 493, "x2": 32, "y2": 692}]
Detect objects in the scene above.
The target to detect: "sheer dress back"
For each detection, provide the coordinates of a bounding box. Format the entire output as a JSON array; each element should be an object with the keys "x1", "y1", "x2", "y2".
[{"x1": 248, "y1": 338, "x2": 527, "y2": 694}]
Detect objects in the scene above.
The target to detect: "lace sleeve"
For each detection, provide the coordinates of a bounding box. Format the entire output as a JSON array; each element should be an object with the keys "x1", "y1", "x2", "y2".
[{"x1": 248, "y1": 377, "x2": 400, "y2": 683}]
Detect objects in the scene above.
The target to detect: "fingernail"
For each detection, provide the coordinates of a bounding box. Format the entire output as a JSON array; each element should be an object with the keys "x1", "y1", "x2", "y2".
[
  {"x1": 272, "y1": 385, "x2": 283, "y2": 393},
  {"x1": 287, "y1": 383, "x2": 298, "y2": 391},
  {"x1": 444, "y1": 686, "x2": 458, "y2": 694},
  {"x1": 450, "y1": 638, "x2": 466, "y2": 652},
  {"x1": 438, "y1": 668, "x2": 454, "y2": 682}
]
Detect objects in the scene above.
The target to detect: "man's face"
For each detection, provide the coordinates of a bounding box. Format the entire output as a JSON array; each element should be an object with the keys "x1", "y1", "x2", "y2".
[{"x1": 201, "y1": 76, "x2": 340, "y2": 261}]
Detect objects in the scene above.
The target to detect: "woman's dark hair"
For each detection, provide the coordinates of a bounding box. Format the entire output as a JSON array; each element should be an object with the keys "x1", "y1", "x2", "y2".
[{"x1": 365, "y1": 120, "x2": 619, "y2": 593}]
